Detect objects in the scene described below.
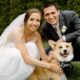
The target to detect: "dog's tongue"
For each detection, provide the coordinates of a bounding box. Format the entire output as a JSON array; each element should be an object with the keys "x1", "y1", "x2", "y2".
[
  {"x1": 63, "y1": 55, "x2": 68, "y2": 58},
  {"x1": 60, "y1": 52, "x2": 69, "y2": 58}
]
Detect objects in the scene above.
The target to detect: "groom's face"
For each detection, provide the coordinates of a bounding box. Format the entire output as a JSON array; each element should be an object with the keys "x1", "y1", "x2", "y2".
[{"x1": 43, "y1": 5, "x2": 60, "y2": 25}]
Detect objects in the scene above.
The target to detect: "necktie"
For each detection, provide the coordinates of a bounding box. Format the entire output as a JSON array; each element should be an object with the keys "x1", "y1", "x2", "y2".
[
  {"x1": 53, "y1": 26, "x2": 62, "y2": 38},
  {"x1": 56, "y1": 26, "x2": 62, "y2": 38}
]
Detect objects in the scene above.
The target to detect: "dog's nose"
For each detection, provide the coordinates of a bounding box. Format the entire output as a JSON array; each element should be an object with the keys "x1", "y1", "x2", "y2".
[{"x1": 64, "y1": 49, "x2": 67, "y2": 53}]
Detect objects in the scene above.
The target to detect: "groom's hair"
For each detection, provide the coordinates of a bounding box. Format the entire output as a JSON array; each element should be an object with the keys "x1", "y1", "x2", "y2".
[{"x1": 41, "y1": 1, "x2": 59, "y2": 15}]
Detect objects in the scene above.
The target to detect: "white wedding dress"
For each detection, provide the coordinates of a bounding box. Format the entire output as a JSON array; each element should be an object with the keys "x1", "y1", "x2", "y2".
[
  {"x1": 0, "y1": 13, "x2": 40, "y2": 80},
  {"x1": 0, "y1": 41, "x2": 40, "y2": 80}
]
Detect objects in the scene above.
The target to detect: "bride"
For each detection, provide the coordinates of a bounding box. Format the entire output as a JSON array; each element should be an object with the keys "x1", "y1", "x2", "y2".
[{"x1": 0, "y1": 8, "x2": 66, "y2": 80}]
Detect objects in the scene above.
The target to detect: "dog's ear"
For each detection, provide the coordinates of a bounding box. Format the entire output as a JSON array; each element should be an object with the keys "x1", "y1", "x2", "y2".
[{"x1": 48, "y1": 40, "x2": 56, "y2": 49}]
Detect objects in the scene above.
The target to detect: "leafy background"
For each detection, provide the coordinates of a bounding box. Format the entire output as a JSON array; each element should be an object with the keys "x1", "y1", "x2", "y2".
[
  {"x1": 0, "y1": 0, "x2": 80, "y2": 80},
  {"x1": 0, "y1": 0, "x2": 80, "y2": 34}
]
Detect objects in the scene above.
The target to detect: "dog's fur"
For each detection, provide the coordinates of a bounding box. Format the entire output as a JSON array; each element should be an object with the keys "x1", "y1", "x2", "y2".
[
  {"x1": 27, "y1": 66, "x2": 62, "y2": 80},
  {"x1": 27, "y1": 40, "x2": 74, "y2": 80},
  {"x1": 48, "y1": 40, "x2": 74, "y2": 62}
]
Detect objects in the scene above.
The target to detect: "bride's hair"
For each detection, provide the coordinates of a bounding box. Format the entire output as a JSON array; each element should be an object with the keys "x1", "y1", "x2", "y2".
[
  {"x1": 24, "y1": 8, "x2": 41, "y2": 25},
  {"x1": 0, "y1": 8, "x2": 41, "y2": 46}
]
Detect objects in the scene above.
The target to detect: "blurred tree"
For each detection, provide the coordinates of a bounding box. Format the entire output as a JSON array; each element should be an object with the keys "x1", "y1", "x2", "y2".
[
  {"x1": 67, "y1": 0, "x2": 80, "y2": 14},
  {"x1": 0, "y1": 0, "x2": 80, "y2": 34},
  {"x1": 0, "y1": 0, "x2": 10, "y2": 34}
]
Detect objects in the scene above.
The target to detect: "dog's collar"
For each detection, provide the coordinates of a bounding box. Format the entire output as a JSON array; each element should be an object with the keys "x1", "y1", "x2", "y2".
[{"x1": 60, "y1": 62, "x2": 72, "y2": 68}]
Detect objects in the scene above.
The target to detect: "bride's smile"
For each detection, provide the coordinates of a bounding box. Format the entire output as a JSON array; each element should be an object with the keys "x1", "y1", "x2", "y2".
[{"x1": 25, "y1": 13, "x2": 41, "y2": 32}]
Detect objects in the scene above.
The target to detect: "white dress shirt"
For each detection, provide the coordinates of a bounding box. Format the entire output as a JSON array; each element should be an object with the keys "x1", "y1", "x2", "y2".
[{"x1": 52, "y1": 24, "x2": 66, "y2": 41}]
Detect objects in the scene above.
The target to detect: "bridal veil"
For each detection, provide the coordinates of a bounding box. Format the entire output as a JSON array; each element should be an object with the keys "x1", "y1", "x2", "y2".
[{"x1": 0, "y1": 13, "x2": 25, "y2": 46}]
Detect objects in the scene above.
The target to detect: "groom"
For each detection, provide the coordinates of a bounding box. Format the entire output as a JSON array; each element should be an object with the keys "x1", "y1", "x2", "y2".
[{"x1": 41, "y1": 2, "x2": 80, "y2": 61}]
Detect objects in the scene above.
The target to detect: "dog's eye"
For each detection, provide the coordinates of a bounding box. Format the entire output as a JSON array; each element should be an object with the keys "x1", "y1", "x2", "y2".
[
  {"x1": 59, "y1": 46, "x2": 62, "y2": 49},
  {"x1": 66, "y1": 45, "x2": 69, "y2": 48}
]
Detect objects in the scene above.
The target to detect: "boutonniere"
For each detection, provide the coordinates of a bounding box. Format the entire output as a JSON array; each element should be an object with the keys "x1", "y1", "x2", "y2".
[{"x1": 61, "y1": 25, "x2": 67, "y2": 33}]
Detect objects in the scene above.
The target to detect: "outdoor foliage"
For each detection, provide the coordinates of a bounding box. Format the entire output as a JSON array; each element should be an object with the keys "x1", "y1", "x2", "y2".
[{"x1": 0, "y1": 0, "x2": 80, "y2": 34}]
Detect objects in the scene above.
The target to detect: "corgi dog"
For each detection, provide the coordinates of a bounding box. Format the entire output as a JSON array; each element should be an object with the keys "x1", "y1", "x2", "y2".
[
  {"x1": 48, "y1": 40, "x2": 74, "y2": 62},
  {"x1": 48, "y1": 40, "x2": 74, "y2": 74}
]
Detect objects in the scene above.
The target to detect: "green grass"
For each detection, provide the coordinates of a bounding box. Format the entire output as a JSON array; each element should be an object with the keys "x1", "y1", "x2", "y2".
[{"x1": 68, "y1": 61, "x2": 80, "y2": 80}]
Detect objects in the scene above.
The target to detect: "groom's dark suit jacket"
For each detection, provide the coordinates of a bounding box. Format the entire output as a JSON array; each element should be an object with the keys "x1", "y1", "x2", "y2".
[
  {"x1": 41, "y1": 10, "x2": 80, "y2": 42},
  {"x1": 41, "y1": 10, "x2": 80, "y2": 60}
]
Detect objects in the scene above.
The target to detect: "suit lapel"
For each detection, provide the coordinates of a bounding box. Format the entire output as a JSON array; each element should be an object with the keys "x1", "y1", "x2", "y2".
[
  {"x1": 47, "y1": 23, "x2": 59, "y2": 41},
  {"x1": 59, "y1": 14, "x2": 66, "y2": 35}
]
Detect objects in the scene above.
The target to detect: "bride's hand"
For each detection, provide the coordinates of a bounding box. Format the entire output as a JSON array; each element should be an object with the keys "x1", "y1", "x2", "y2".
[{"x1": 49, "y1": 61, "x2": 63, "y2": 76}]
